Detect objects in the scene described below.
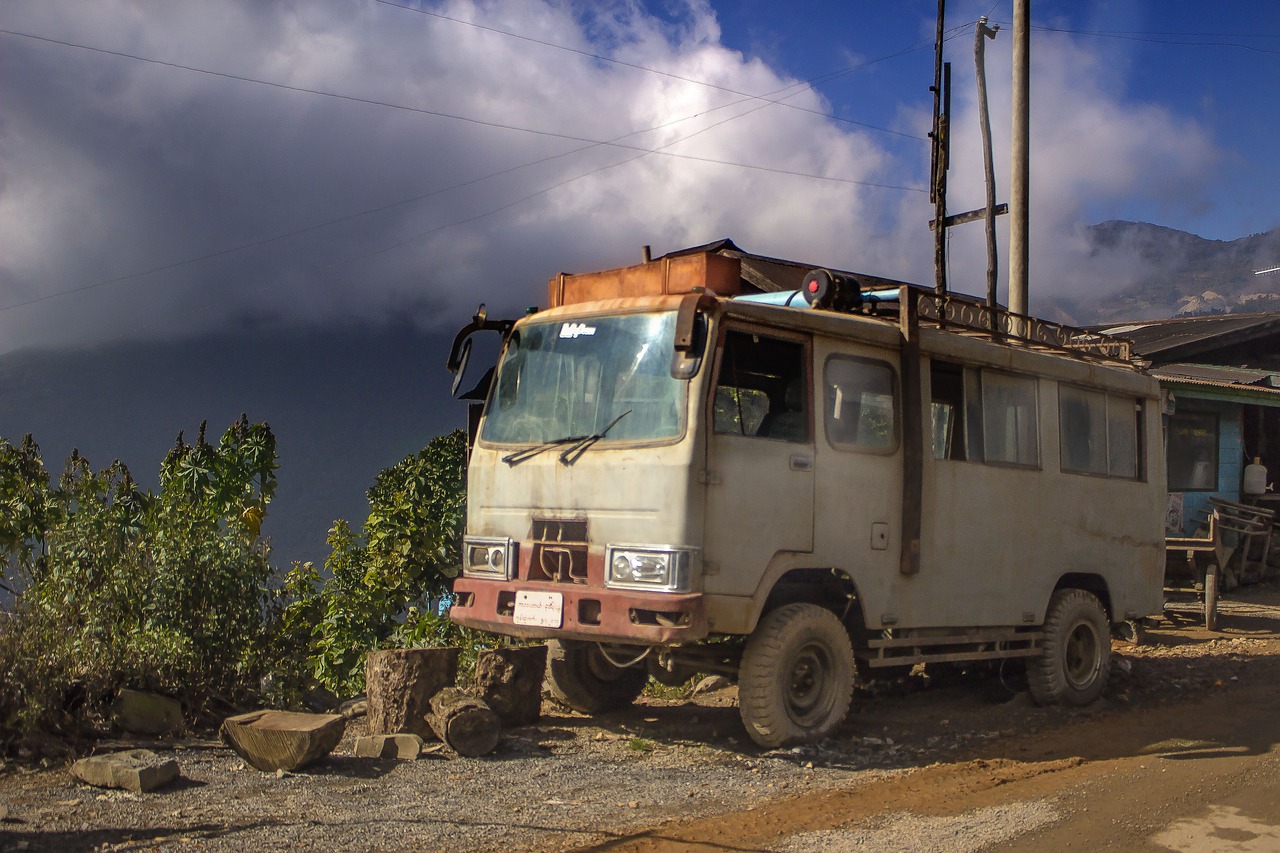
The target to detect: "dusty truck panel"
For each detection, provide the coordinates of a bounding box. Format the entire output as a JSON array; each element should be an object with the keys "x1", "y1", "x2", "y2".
[{"x1": 448, "y1": 245, "x2": 1166, "y2": 748}]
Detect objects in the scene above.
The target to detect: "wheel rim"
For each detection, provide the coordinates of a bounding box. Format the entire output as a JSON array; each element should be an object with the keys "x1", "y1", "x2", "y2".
[
  {"x1": 1063, "y1": 621, "x2": 1101, "y2": 690},
  {"x1": 785, "y1": 641, "x2": 833, "y2": 724}
]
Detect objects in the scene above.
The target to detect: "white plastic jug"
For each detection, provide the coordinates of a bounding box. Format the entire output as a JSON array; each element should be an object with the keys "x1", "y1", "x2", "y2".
[{"x1": 1243, "y1": 457, "x2": 1268, "y2": 495}]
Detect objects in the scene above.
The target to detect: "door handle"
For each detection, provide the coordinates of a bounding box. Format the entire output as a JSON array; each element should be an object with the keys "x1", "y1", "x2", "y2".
[{"x1": 789, "y1": 454, "x2": 813, "y2": 471}]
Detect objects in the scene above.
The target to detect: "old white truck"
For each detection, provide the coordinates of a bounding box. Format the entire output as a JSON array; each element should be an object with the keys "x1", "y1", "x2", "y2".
[{"x1": 447, "y1": 241, "x2": 1166, "y2": 747}]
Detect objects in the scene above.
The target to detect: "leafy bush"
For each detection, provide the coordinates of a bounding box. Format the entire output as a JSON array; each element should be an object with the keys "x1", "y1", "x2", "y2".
[
  {"x1": 0, "y1": 417, "x2": 278, "y2": 753},
  {"x1": 283, "y1": 429, "x2": 487, "y2": 697}
]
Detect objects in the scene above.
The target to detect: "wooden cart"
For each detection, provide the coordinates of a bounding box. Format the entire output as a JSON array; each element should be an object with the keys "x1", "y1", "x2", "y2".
[{"x1": 1164, "y1": 500, "x2": 1275, "y2": 630}]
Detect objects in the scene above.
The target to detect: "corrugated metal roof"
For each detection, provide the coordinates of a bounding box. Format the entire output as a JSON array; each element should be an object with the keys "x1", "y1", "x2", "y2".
[
  {"x1": 1151, "y1": 362, "x2": 1280, "y2": 407},
  {"x1": 1092, "y1": 313, "x2": 1280, "y2": 360}
]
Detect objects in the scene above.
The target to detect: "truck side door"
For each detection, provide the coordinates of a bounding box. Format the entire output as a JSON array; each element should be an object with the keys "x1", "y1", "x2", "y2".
[{"x1": 702, "y1": 325, "x2": 815, "y2": 596}]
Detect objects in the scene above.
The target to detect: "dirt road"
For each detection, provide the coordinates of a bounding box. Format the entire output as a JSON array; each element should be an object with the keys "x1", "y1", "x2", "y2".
[{"x1": 3, "y1": 586, "x2": 1280, "y2": 852}]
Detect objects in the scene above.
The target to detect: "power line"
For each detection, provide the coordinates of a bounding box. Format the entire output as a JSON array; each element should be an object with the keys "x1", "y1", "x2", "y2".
[
  {"x1": 374, "y1": 0, "x2": 929, "y2": 140},
  {"x1": 0, "y1": 23, "x2": 944, "y2": 313},
  {"x1": 0, "y1": 26, "x2": 927, "y2": 176}
]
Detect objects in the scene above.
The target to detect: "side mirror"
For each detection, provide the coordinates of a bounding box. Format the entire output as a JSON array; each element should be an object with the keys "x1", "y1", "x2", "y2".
[
  {"x1": 446, "y1": 304, "x2": 517, "y2": 399},
  {"x1": 450, "y1": 337, "x2": 473, "y2": 398}
]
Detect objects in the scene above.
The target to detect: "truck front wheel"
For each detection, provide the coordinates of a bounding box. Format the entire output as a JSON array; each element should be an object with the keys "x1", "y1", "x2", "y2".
[
  {"x1": 738, "y1": 603, "x2": 855, "y2": 748},
  {"x1": 1028, "y1": 589, "x2": 1110, "y2": 706},
  {"x1": 547, "y1": 640, "x2": 649, "y2": 714}
]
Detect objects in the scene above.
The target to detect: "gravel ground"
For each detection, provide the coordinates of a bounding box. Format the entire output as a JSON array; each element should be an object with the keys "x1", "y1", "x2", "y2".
[{"x1": 2, "y1": 583, "x2": 1279, "y2": 853}]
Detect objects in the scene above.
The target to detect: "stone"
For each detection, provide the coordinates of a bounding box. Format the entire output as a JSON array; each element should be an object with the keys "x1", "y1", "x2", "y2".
[
  {"x1": 70, "y1": 749, "x2": 180, "y2": 793},
  {"x1": 220, "y1": 710, "x2": 346, "y2": 772},
  {"x1": 692, "y1": 675, "x2": 732, "y2": 695},
  {"x1": 340, "y1": 698, "x2": 368, "y2": 719},
  {"x1": 353, "y1": 733, "x2": 423, "y2": 759},
  {"x1": 111, "y1": 689, "x2": 183, "y2": 736}
]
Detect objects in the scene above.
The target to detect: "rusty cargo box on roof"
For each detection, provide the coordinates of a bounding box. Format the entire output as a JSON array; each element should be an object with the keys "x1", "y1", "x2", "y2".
[{"x1": 548, "y1": 252, "x2": 743, "y2": 307}]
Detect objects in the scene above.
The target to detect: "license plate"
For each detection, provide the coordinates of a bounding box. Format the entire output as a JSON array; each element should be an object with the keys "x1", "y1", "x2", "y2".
[{"x1": 513, "y1": 591, "x2": 563, "y2": 628}]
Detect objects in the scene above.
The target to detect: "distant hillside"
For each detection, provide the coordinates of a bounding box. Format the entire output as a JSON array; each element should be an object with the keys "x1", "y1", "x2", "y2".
[
  {"x1": 0, "y1": 325, "x2": 466, "y2": 567},
  {"x1": 1047, "y1": 221, "x2": 1280, "y2": 324}
]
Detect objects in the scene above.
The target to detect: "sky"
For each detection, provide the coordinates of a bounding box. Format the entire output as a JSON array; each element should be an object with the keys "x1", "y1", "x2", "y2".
[{"x1": 1, "y1": 0, "x2": 1277, "y2": 355}]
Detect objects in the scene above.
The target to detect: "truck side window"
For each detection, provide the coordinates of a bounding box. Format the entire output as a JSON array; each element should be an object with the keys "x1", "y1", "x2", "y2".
[
  {"x1": 1060, "y1": 385, "x2": 1143, "y2": 479},
  {"x1": 713, "y1": 330, "x2": 807, "y2": 442},
  {"x1": 929, "y1": 360, "x2": 966, "y2": 460},
  {"x1": 824, "y1": 356, "x2": 897, "y2": 452},
  {"x1": 982, "y1": 371, "x2": 1039, "y2": 467}
]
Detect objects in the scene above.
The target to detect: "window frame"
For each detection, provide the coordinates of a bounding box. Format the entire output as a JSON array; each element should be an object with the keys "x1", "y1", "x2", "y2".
[
  {"x1": 709, "y1": 324, "x2": 812, "y2": 444},
  {"x1": 1057, "y1": 384, "x2": 1144, "y2": 480},
  {"x1": 1167, "y1": 409, "x2": 1220, "y2": 492},
  {"x1": 822, "y1": 353, "x2": 900, "y2": 455},
  {"x1": 979, "y1": 369, "x2": 1041, "y2": 469}
]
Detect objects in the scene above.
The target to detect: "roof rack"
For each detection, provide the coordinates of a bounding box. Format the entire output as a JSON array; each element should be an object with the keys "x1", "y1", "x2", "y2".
[{"x1": 906, "y1": 287, "x2": 1138, "y2": 365}]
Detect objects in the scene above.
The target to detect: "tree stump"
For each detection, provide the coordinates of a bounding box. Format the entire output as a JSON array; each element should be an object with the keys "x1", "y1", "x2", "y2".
[
  {"x1": 475, "y1": 645, "x2": 548, "y2": 727},
  {"x1": 220, "y1": 710, "x2": 346, "y2": 772},
  {"x1": 428, "y1": 687, "x2": 501, "y2": 757},
  {"x1": 365, "y1": 648, "x2": 459, "y2": 739}
]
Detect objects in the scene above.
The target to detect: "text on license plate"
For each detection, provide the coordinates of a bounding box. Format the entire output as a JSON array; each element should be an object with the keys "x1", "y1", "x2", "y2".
[{"x1": 513, "y1": 591, "x2": 563, "y2": 628}]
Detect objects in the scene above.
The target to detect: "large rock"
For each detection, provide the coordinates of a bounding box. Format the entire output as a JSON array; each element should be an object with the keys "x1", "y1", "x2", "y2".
[
  {"x1": 352, "y1": 733, "x2": 422, "y2": 759},
  {"x1": 219, "y1": 710, "x2": 345, "y2": 772},
  {"x1": 112, "y1": 689, "x2": 183, "y2": 736},
  {"x1": 475, "y1": 645, "x2": 548, "y2": 727},
  {"x1": 365, "y1": 648, "x2": 459, "y2": 739},
  {"x1": 71, "y1": 749, "x2": 180, "y2": 793}
]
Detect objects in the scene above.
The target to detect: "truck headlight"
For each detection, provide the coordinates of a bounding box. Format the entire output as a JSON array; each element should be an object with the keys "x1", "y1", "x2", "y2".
[
  {"x1": 463, "y1": 536, "x2": 515, "y2": 580},
  {"x1": 606, "y1": 545, "x2": 693, "y2": 592}
]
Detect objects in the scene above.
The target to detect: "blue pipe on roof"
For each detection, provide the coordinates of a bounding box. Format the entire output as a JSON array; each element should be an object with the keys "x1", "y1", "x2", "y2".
[{"x1": 733, "y1": 288, "x2": 902, "y2": 308}]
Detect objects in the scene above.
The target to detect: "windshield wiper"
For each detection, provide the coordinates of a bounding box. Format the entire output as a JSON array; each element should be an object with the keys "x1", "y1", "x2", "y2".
[
  {"x1": 501, "y1": 434, "x2": 586, "y2": 466},
  {"x1": 558, "y1": 410, "x2": 632, "y2": 466}
]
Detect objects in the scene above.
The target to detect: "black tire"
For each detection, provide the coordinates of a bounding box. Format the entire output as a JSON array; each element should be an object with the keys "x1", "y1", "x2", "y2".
[
  {"x1": 1028, "y1": 589, "x2": 1110, "y2": 707},
  {"x1": 738, "y1": 603, "x2": 855, "y2": 748},
  {"x1": 1204, "y1": 566, "x2": 1219, "y2": 631},
  {"x1": 546, "y1": 640, "x2": 648, "y2": 714}
]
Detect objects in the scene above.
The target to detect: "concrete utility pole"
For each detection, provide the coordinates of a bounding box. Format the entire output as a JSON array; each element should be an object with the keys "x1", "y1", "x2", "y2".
[{"x1": 1009, "y1": 0, "x2": 1030, "y2": 317}]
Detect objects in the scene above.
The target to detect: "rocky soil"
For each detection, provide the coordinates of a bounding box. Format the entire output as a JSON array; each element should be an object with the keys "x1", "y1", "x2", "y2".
[{"x1": 2, "y1": 585, "x2": 1279, "y2": 852}]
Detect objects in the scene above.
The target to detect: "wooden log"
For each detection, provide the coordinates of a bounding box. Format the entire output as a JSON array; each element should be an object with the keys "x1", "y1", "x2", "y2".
[
  {"x1": 365, "y1": 648, "x2": 459, "y2": 739},
  {"x1": 475, "y1": 645, "x2": 548, "y2": 727},
  {"x1": 428, "y1": 687, "x2": 501, "y2": 757},
  {"x1": 219, "y1": 710, "x2": 345, "y2": 772}
]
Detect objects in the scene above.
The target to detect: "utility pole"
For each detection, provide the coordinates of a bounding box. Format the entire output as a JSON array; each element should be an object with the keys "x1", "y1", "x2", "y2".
[
  {"x1": 929, "y1": 0, "x2": 949, "y2": 295},
  {"x1": 975, "y1": 17, "x2": 1000, "y2": 308},
  {"x1": 1009, "y1": 0, "x2": 1031, "y2": 317}
]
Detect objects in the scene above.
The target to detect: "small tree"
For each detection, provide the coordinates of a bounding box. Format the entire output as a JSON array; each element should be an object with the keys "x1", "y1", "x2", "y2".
[{"x1": 287, "y1": 429, "x2": 471, "y2": 696}]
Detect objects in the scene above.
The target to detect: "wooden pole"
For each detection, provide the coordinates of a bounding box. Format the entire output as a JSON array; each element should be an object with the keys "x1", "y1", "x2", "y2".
[{"x1": 975, "y1": 18, "x2": 1000, "y2": 308}]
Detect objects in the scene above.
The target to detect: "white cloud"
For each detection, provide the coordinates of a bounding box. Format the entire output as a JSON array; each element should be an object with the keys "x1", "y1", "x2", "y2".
[{"x1": 0, "y1": 0, "x2": 1230, "y2": 352}]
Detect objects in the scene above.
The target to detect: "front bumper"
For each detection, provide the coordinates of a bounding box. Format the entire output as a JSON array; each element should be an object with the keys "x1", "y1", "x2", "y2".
[{"x1": 450, "y1": 577, "x2": 708, "y2": 644}]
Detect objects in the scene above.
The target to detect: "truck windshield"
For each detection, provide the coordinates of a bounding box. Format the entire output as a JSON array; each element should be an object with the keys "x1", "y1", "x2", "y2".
[{"x1": 483, "y1": 311, "x2": 685, "y2": 445}]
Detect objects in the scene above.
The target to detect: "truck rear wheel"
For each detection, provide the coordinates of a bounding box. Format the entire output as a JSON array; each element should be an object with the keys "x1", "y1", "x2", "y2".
[
  {"x1": 546, "y1": 640, "x2": 648, "y2": 714},
  {"x1": 1028, "y1": 589, "x2": 1110, "y2": 707},
  {"x1": 738, "y1": 603, "x2": 854, "y2": 748}
]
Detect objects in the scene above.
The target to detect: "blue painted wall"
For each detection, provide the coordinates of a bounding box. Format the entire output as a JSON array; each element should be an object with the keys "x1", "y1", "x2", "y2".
[{"x1": 1169, "y1": 398, "x2": 1244, "y2": 535}]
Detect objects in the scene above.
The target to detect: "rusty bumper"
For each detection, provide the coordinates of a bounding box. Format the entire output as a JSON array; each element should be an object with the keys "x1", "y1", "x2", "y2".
[{"x1": 450, "y1": 578, "x2": 709, "y2": 645}]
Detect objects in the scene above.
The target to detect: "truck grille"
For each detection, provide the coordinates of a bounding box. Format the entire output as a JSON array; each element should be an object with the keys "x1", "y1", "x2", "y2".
[{"x1": 528, "y1": 518, "x2": 589, "y2": 584}]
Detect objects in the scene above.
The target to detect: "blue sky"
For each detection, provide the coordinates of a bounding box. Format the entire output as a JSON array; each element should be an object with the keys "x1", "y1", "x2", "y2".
[{"x1": 0, "y1": 0, "x2": 1276, "y2": 353}]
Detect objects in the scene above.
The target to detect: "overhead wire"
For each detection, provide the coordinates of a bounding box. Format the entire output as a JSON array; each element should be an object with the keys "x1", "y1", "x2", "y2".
[
  {"x1": 0, "y1": 21, "x2": 963, "y2": 313},
  {"x1": 374, "y1": 0, "x2": 924, "y2": 140}
]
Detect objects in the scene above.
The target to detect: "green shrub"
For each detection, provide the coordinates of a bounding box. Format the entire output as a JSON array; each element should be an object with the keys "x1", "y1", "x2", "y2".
[
  {"x1": 284, "y1": 429, "x2": 482, "y2": 697},
  {"x1": 0, "y1": 417, "x2": 278, "y2": 753}
]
